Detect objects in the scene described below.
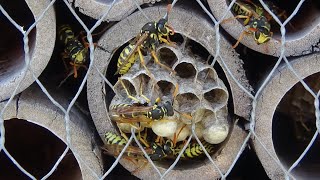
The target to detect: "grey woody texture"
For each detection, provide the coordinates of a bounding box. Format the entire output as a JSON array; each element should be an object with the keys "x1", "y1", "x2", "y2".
[
  {"x1": 0, "y1": 84, "x2": 103, "y2": 180},
  {"x1": 0, "y1": 0, "x2": 55, "y2": 101},
  {"x1": 253, "y1": 53, "x2": 320, "y2": 180}
]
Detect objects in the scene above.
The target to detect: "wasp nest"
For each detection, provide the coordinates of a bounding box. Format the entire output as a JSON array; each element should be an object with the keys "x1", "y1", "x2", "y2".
[{"x1": 109, "y1": 34, "x2": 229, "y2": 145}]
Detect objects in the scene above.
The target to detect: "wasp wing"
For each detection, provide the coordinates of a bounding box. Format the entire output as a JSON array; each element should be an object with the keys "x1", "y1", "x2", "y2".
[
  {"x1": 110, "y1": 105, "x2": 153, "y2": 115},
  {"x1": 102, "y1": 144, "x2": 154, "y2": 156},
  {"x1": 110, "y1": 115, "x2": 152, "y2": 123}
]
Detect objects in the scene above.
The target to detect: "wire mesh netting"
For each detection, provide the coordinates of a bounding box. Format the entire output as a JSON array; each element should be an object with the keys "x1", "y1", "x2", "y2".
[{"x1": 0, "y1": 0, "x2": 319, "y2": 179}]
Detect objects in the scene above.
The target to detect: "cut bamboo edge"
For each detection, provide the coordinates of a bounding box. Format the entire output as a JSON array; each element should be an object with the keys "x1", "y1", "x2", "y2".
[
  {"x1": 68, "y1": 0, "x2": 160, "y2": 21},
  {"x1": 0, "y1": 84, "x2": 103, "y2": 180},
  {"x1": 253, "y1": 53, "x2": 320, "y2": 179},
  {"x1": 0, "y1": 0, "x2": 55, "y2": 101},
  {"x1": 207, "y1": 0, "x2": 320, "y2": 57},
  {"x1": 87, "y1": 4, "x2": 251, "y2": 179}
]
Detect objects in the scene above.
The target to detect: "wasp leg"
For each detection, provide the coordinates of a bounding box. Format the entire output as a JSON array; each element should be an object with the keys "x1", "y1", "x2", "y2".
[
  {"x1": 137, "y1": 133, "x2": 150, "y2": 148},
  {"x1": 167, "y1": 25, "x2": 175, "y2": 35},
  {"x1": 155, "y1": 97, "x2": 161, "y2": 105},
  {"x1": 139, "y1": 77, "x2": 151, "y2": 104},
  {"x1": 79, "y1": 31, "x2": 98, "y2": 48},
  {"x1": 173, "y1": 124, "x2": 187, "y2": 147},
  {"x1": 118, "y1": 128, "x2": 129, "y2": 142},
  {"x1": 232, "y1": 30, "x2": 251, "y2": 49},
  {"x1": 173, "y1": 83, "x2": 179, "y2": 99},
  {"x1": 123, "y1": 156, "x2": 139, "y2": 166},
  {"x1": 136, "y1": 123, "x2": 150, "y2": 148},
  {"x1": 119, "y1": 78, "x2": 140, "y2": 102},
  {"x1": 159, "y1": 36, "x2": 177, "y2": 48},
  {"x1": 58, "y1": 70, "x2": 75, "y2": 88},
  {"x1": 166, "y1": 3, "x2": 172, "y2": 13},
  {"x1": 150, "y1": 50, "x2": 175, "y2": 74},
  {"x1": 143, "y1": 128, "x2": 148, "y2": 142},
  {"x1": 69, "y1": 62, "x2": 79, "y2": 78},
  {"x1": 221, "y1": 15, "x2": 251, "y2": 26},
  {"x1": 131, "y1": 159, "x2": 148, "y2": 174},
  {"x1": 137, "y1": 46, "x2": 153, "y2": 76},
  {"x1": 155, "y1": 136, "x2": 164, "y2": 145},
  {"x1": 61, "y1": 52, "x2": 70, "y2": 71}
]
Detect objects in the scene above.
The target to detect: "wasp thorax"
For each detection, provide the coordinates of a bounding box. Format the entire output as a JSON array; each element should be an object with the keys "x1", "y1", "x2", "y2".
[{"x1": 141, "y1": 22, "x2": 157, "y2": 33}]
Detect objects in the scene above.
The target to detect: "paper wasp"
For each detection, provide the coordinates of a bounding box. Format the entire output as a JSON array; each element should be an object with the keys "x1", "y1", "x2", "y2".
[
  {"x1": 58, "y1": 23, "x2": 112, "y2": 86},
  {"x1": 223, "y1": 0, "x2": 273, "y2": 48},
  {"x1": 109, "y1": 99, "x2": 175, "y2": 146},
  {"x1": 58, "y1": 24, "x2": 89, "y2": 79},
  {"x1": 115, "y1": 4, "x2": 176, "y2": 77},
  {"x1": 102, "y1": 132, "x2": 174, "y2": 173},
  {"x1": 110, "y1": 100, "x2": 174, "y2": 121},
  {"x1": 248, "y1": 0, "x2": 294, "y2": 29}
]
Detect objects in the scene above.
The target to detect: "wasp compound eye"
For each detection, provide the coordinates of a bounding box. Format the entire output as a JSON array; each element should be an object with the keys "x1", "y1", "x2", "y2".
[
  {"x1": 254, "y1": 31, "x2": 261, "y2": 41},
  {"x1": 157, "y1": 18, "x2": 168, "y2": 34},
  {"x1": 148, "y1": 107, "x2": 164, "y2": 120},
  {"x1": 163, "y1": 101, "x2": 174, "y2": 116}
]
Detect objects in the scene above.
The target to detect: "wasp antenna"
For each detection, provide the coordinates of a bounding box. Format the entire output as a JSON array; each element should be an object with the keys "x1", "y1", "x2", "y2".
[
  {"x1": 167, "y1": 3, "x2": 172, "y2": 13},
  {"x1": 162, "y1": 3, "x2": 172, "y2": 20}
]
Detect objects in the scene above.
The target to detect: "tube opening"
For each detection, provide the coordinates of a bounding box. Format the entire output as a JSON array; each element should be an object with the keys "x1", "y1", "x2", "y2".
[
  {"x1": 274, "y1": 72, "x2": 320, "y2": 179},
  {"x1": 0, "y1": 119, "x2": 81, "y2": 180},
  {"x1": 0, "y1": 0, "x2": 36, "y2": 82}
]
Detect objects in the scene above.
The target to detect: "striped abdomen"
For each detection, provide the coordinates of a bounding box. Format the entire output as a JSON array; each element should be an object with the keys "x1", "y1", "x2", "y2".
[
  {"x1": 175, "y1": 141, "x2": 214, "y2": 159},
  {"x1": 58, "y1": 24, "x2": 87, "y2": 64},
  {"x1": 104, "y1": 132, "x2": 127, "y2": 145},
  {"x1": 232, "y1": 2, "x2": 252, "y2": 17},
  {"x1": 58, "y1": 24, "x2": 75, "y2": 45},
  {"x1": 117, "y1": 44, "x2": 139, "y2": 75}
]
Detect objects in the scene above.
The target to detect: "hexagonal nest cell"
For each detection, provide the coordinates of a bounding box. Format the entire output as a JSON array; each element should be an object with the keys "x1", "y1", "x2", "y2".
[{"x1": 105, "y1": 33, "x2": 230, "y2": 168}]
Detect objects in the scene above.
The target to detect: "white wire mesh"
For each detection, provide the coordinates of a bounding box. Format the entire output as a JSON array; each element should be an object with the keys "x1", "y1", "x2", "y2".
[{"x1": 0, "y1": 0, "x2": 319, "y2": 179}]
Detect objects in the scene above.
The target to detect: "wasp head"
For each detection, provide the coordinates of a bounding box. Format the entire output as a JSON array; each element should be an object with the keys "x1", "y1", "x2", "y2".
[
  {"x1": 249, "y1": 17, "x2": 272, "y2": 45},
  {"x1": 163, "y1": 101, "x2": 174, "y2": 116},
  {"x1": 148, "y1": 142, "x2": 167, "y2": 161},
  {"x1": 71, "y1": 48, "x2": 88, "y2": 64},
  {"x1": 163, "y1": 140, "x2": 174, "y2": 155},
  {"x1": 157, "y1": 17, "x2": 174, "y2": 36}
]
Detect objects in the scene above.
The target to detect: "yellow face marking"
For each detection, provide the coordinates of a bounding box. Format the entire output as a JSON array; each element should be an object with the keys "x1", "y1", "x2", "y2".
[{"x1": 256, "y1": 33, "x2": 271, "y2": 44}]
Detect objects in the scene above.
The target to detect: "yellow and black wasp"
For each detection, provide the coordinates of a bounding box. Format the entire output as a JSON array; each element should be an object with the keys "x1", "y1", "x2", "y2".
[
  {"x1": 103, "y1": 132, "x2": 174, "y2": 160},
  {"x1": 58, "y1": 24, "x2": 89, "y2": 80},
  {"x1": 223, "y1": 0, "x2": 273, "y2": 48},
  {"x1": 109, "y1": 99, "x2": 175, "y2": 146},
  {"x1": 174, "y1": 140, "x2": 214, "y2": 159},
  {"x1": 110, "y1": 100, "x2": 174, "y2": 122},
  {"x1": 115, "y1": 4, "x2": 176, "y2": 77},
  {"x1": 247, "y1": 0, "x2": 294, "y2": 30},
  {"x1": 102, "y1": 132, "x2": 173, "y2": 172}
]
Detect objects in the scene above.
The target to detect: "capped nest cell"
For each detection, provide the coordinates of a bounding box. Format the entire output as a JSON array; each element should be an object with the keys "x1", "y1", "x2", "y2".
[
  {"x1": 208, "y1": 0, "x2": 320, "y2": 56},
  {"x1": 253, "y1": 53, "x2": 320, "y2": 179},
  {"x1": 0, "y1": 85, "x2": 103, "y2": 179},
  {"x1": 87, "y1": 3, "x2": 249, "y2": 179},
  {"x1": 0, "y1": 0, "x2": 55, "y2": 101}
]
